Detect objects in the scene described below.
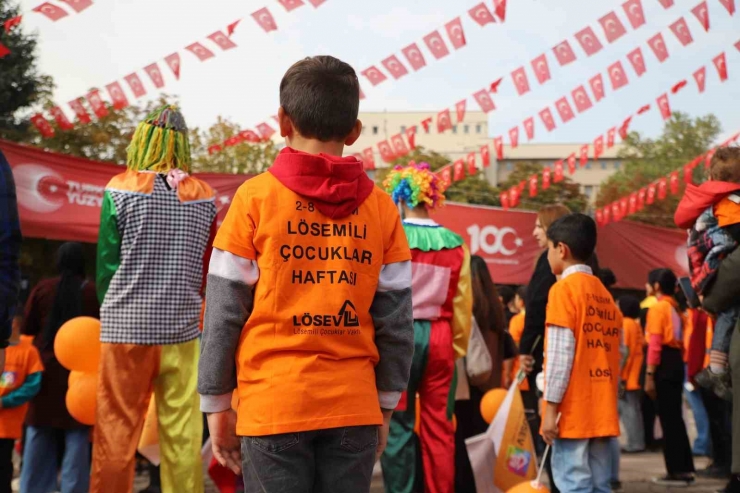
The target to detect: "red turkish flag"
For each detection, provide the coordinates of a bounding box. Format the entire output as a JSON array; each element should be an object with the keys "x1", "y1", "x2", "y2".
[
  {"x1": 105, "y1": 82, "x2": 129, "y2": 110},
  {"x1": 539, "y1": 107, "x2": 556, "y2": 132},
  {"x1": 590, "y1": 73, "x2": 606, "y2": 101},
  {"x1": 638, "y1": 188, "x2": 647, "y2": 210},
  {"x1": 603, "y1": 207, "x2": 612, "y2": 224},
  {"x1": 32, "y1": 3, "x2": 68, "y2": 21},
  {"x1": 239, "y1": 130, "x2": 261, "y2": 143},
  {"x1": 440, "y1": 167, "x2": 452, "y2": 186},
  {"x1": 165, "y1": 53, "x2": 181, "y2": 79},
  {"x1": 405, "y1": 126, "x2": 417, "y2": 149},
  {"x1": 575, "y1": 27, "x2": 604, "y2": 56},
  {"x1": 670, "y1": 18, "x2": 694, "y2": 46},
  {"x1": 647, "y1": 183, "x2": 657, "y2": 204},
  {"x1": 637, "y1": 104, "x2": 651, "y2": 115},
  {"x1": 361, "y1": 66, "x2": 387, "y2": 86},
  {"x1": 608, "y1": 61, "x2": 629, "y2": 90},
  {"x1": 490, "y1": 78, "x2": 503, "y2": 93},
  {"x1": 555, "y1": 97, "x2": 575, "y2": 123},
  {"x1": 694, "y1": 66, "x2": 707, "y2": 92},
  {"x1": 495, "y1": 0, "x2": 507, "y2": 21},
  {"x1": 86, "y1": 90, "x2": 108, "y2": 118},
  {"x1": 50, "y1": 106, "x2": 74, "y2": 131},
  {"x1": 227, "y1": 19, "x2": 241, "y2": 36},
  {"x1": 572, "y1": 85, "x2": 593, "y2": 113},
  {"x1": 567, "y1": 154, "x2": 577, "y2": 174},
  {"x1": 718, "y1": 0, "x2": 736, "y2": 15},
  {"x1": 628, "y1": 193, "x2": 639, "y2": 215},
  {"x1": 599, "y1": 11, "x2": 627, "y2": 43},
  {"x1": 622, "y1": 0, "x2": 646, "y2": 29},
  {"x1": 437, "y1": 109, "x2": 453, "y2": 133},
  {"x1": 58, "y1": 0, "x2": 92, "y2": 13},
  {"x1": 208, "y1": 144, "x2": 223, "y2": 155},
  {"x1": 478, "y1": 145, "x2": 490, "y2": 169},
  {"x1": 467, "y1": 152, "x2": 477, "y2": 175},
  {"x1": 473, "y1": 89, "x2": 496, "y2": 113},
  {"x1": 692, "y1": 2, "x2": 710, "y2": 31},
  {"x1": 523, "y1": 117, "x2": 535, "y2": 140},
  {"x1": 658, "y1": 0, "x2": 674, "y2": 8},
  {"x1": 713, "y1": 53, "x2": 728, "y2": 81},
  {"x1": 468, "y1": 3, "x2": 496, "y2": 26},
  {"x1": 424, "y1": 30, "x2": 450, "y2": 59},
  {"x1": 500, "y1": 191, "x2": 510, "y2": 210},
  {"x1": 509, "y1": 127, "x2": 519, "y2": 148},
  {"x1": 647, "y1": 33, "x2": 670, "y2": 62},
  {"x1": 596, "y1": 209, "x2": 604, "y2": 226},
  {"x1": 252, "y1": 8, "x2": 278, "y2": 32},
  {"x1": 511, "y1": 67, "x2": 531, "y2": 96},
  {"x1": 256, "y1": 123, "x2": 276, "y2": 139},
  {"x1": 627, "y1": 47, "x2": 647, "y2": 76},
  {"x1": 671, "y1": 80, "x2": 688, "y2": 93},
  {"x1": 607, "y1": 128, "x2": 616, "y2": 147},
  {"x1": 402, "y1": 43, "x2": 427, "y2": 71},
  {"x1": 493, "y1": 137, "x2": 504, "y2": 160},
  {"x1": 362, "y1": 148, "x2": 375, "y2": 171},
  {"x1": 620, "y1": 197, "x2": 629, "y2": 217},
  {"x1": 277, "y1": 0, "x2": 304, "y2": 11},
  {"x1": 4, "y1": 15, "x2": 22, "y2": 33},
  {"x1": 553, "y1": 40, "x2": 577, "y2": 66},
  {"x1": 30, "y1": 113, "x2": 55, "y2": 138},
  {"x1": 391, "y1": 134, "x2": 409, "y2": 157},
  {"x1": 612, "y1": 202, "x2": 623, "y2": 222},
  {"x1": 421, "y1": 117, "x2": 433, "y2": 133},
  {"x1": 580, "y1": 145, "x2": 590, "y2": 166},
  {"x1": 208, "y1": 31, "x2": 237, "y2": 51},
  {"x1": 684, "y1": 164, "x2": 694, "y2": 184},
  {"x1": 543, "y1": 167, "x2": 552, "y2": 190},
  {"x1": 657, "y1": 93, "x2": 671, "y2": 120},
  {"x1": 124, "y1": 73, "x2": 146, "y2": 98},
  {"x1": 144, "y1": 63, "x2": 165, "y2": 88},
  {"x1": 594, "y1": 136, "x2": 605, "y2": 159},
  {"x1": 453, "y1": 160, "x2": 466, "y2": 181},
  {"x1": 554, "y1": 160, "x2": 564, "y2": 182},
  {"x1": 531, "y1": 54, "x2": 551, "y2": 84},
  {"x1": 735, "y1": 40, "x2": 740, "y2": 52},
  {"x1": 307, "y1": 0, "x2": 326, "y2": 6},
  {"x1": 619, "y1": 116, "x2": 633, "y2": 139},
  {"x1": 378, "y1": 140, "x2": 396, "y2": 163},
  {"x1": 657, "y1": 177, "x2": 668, "y2": 200},
  {"x1": 359, "y1": 87, "x2": 366, "y2": 100},
  {"x1": 529, "y1": 175, "x2": 539, "y2": 197},
  {"x1": 456, "y1": 100, "x2": 467, "y2": 123},
  {"x1": 445, "y1": 17, "x2": 466, "y2": 49},
  {"x1": 382, "y1": 55, "x2": 408, "y2": 79},
  {"x1": 68, "y1": 99, "x2": 91, "y2": 124},
  {"x1": 670, "y1": 171, "x2": 680, "y2": 194}
]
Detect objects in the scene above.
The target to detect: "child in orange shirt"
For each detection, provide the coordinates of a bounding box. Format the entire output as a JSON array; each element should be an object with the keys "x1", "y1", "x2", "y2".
[
  {"x1": 0, "y1": 308, "x2": 43, "y2": 492},
  {"x1": 508, "y1": 287, "x2": 530, "y2": 390},
  {"x1": 540, "y1": 214, "x2": 622, "y2": 493},
  {"x1": 616, "y1": 296, "x2": 645, "y2": 453}
]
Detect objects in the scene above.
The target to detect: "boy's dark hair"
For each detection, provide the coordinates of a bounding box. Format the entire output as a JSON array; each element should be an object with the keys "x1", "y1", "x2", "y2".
[
  {"x1": 499, "y1": 286, "x2": 515, "y2": 305},
  {"x1": 598, "y1": 268, "x2": 617, "y2": 289},
  {"x1": 618, "y1": 295, "x2": 641, "y2": 319},
  {"x1": 546, "y1": 213, "x2": 597, "y2": 262},
  {"x1": 516, "y1": 285, "x2": 527, "y2": 302},
  {"x1": 647, "y1": 268, "x2": 662, "y2": 286},
  {"x1": 709, "y1": 146, "x2": 740, "y2": 183},
  {"x1": 654, "y1": 268, "x2": 678, "y2": 298},
  {"x1": 279, "y1": 56, "x2": 360, "y2": 142}
]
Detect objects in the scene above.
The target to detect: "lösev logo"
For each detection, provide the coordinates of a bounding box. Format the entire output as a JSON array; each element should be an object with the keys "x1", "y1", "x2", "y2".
[{"x1": 293, "y1": 300, "x2": 360, "y2": 329}]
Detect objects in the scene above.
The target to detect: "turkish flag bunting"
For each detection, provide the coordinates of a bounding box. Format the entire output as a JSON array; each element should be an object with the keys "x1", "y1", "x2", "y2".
[
  {"x1": 495, "y1": 0, "x2": 507, "y2": 21},
  {"x1": 473, "y1": 89, "x2": 496, "y2": 113},
  {"x1": 124, "y1": 73, "x2": 146, "y2": 98},
  {"x1": 590, "y1": 73, "x2": 606, "y2": 101},
  {"x1": 378, "y1": 140, "x2": 396, "y2": 163},
  {"x1": 543, "y1": 167, "x2": 552, "y2": 190},
  {"x1": 208, "y1": 31, "x2": 237, "y2": 51},
  {"x1": 208, "y1": 144, "x2": 222, "y2": 155},
  {"x1": 658, "y1": 0, "x2": 674, "y2": 8},
  {"x1": 622, "y1": 0, "x2": 646, "y2": 28},
  {"x1": 382, "y1": 55, "x2": 409, "y2": 79},
  {"x1": 603, "y1": 207, "x2": 612, "y2": 224},
  {"x1": 58, "y1": 0, "x2": 92, "y2": 13},
  {"x1": 490, "y1": 77, "x2": 503, "y2": 93},
  {"x1": 555, "y1": 97, "x2": 575, "y2": 123},
  {"x1": 657, "y1": 93, "x2": 671, "y2": 120},
  {"x1": 453, "y1": 160, "x2": 466, "y2": 181},
  {"x1": 509, "y1": 127, "x2": 519, "y2": 148},
  {"x1": 671, "y1": 79, "x2": 688, "y2": 93},
  {"x1": 252, "y1": 8, "x2": 278, "y2": 32},
  {"x1": 165, "y1": 53, "x2": 181, "y2": 79},
  {"x1": 105, "y1": 82, "x2": 129, "y2": 110},
  {"x1": 580, "y1": 145, "x2": 589, "y2": 166},
  {"x1": 307, "y1": 0, "x2": 326, "y2": 6},
  {"x1": 493, "y1": 137, "x2": 504, "y2": 160},
  {"x1": 572, "y1": 85, "x2": 593, "y2": 113},
  {"x1": 467, "y1": 152, "x2": 477, "y2": 175},
  {"x1": 227, "y1": 19, "x2": 241, "y2": 36},
  {"x1": 629, "y1": 193, "x2": 638, "y2": 214},
  {"x1": 68, "y1": 99, "x2": 91, "y2": 124},
  {"x1": 468, "y1": 3, "x2": 496, "y2": 26},
  {"x1": 437, "y1": 109, "x2": 453, "y2": 133},
  {"x1": 529, "y1": 175, "x2": 539, "y2": 197},
  {"x1": 599, "y1": 12, "x2": 628, "y2": 43},
  {"x1": 33, "y1": 3, "x2": 68, "y2": 21},
  {"x1": 553, "y1": 40, "x2": 577, "y2": 66},
  {"x1": 186, "y1": 43, "x2": 214, "y2": 61},
  {"x1": 718, "y1": 0, "x2": 735, "y2": 15},
  {"x1": 670, "y1": 171, "x2": 680, "y2": 194},
  {"x1": 277, "y1": 0, "x2": 304, "y2": 11},
  {"x1": 405, "y1": 126, "x2": 417, "y2": 149},
  {"x1": 647, "y1": 33, "x2": 670, "y2": 62},
  {"x1": 239, "y1": 130, "x2": 261, "y2": 143},
  {"x1": 440, "y1": 167, "x2": 452, "y2": 186},
  {"x1": 424, "y1": 30, "x2": 450, "y2": 59},
  {"x1": 647, "y1": 183, "x2": 657, "y2": 204},
  {"x1": 445, "y1": 17, "x2": 467, "y2": 49},
  {"x1": 524, "y1": 117, "x2": 535, "y2": 140},
  {"x1": 554, "y1": 160, "x2": 564, "y2": 182},
  {"x1": 713, "y1": 53, "x2": 728, "y2": 81},
  {"x1": 362, "y1": 148, "x2": 376, "y2": 170},
  {"x1": 596, "y1": 209, "x2": 604, "y2": 226},
  {"x1": 4, "y1": 15, "x2": 22, "y2": 33},
  {"x1": 635, "y1": 188, "x2": 645, "y2": 210},
  {"x1": 481, "y1": 145, "x2": 491, "y2": 167},
  {"x1": 421, "y1": 117, "x2": 433, "y2": 133},
  {"x1": 637, "y1": 104, "x2": 651, "y2": 115},
  {"x1": 402, "y1": 43, "x2": 427, "y2": 70},
  {"x1": 613, "y1": 202, "x2": 623, "y2": 222},
  {"x1": 657, "y1": 177, "x2": 668, "y2": 200},
  {"x1": 391, "y1": 134, "x2": 409, "y2": 157},
  {"x1": 456, "y1": 100, "x2": 467, "y2": 123},
  {"x1": 500, "y1": 191, "x2": 510, "y2": 210},
  {"x1": 144, "y1": 63, "x2": 165, "y2": 88},
  {"x1": 692, "y1": 2, "x2": 710, "y2": 31},
  {"x1": 511, "y1": 67, "x2": 531, "y2": 95},
  {"x1": 539, "y1": 107, "x2": 556, "y2": 131},
  {"x1": 362, "y1": 66, "x2": 387, "y2": 86},
  {"x1": 86, "y1": 90, "x2": 108, "y2": 118},
  {"x1": 620, "y1": 197, "x2": 629, "y2": 217},
  {"x1": 594, "y1": 136, "x2": 605, "y2": 159},
  {"x1": 567, "y1": 154, "x2": 577, "y2": 174},
  {"x1": 694, "y1": 67, "x2": 707, "y2": 92},
  {"x1": 50, "y1": 106, "x2": 74, "y2": 130},
  {"x1": 531, "y1": 54, "x2": 551, "y2": 84},
  {"x1": 575, "y1": 27, "x2": 604, "y2": 56},
  {"x1": 670, "y1": 18, "x2": 694, "y2": 46},
  {"x1": 619, "y1": 116, "x2": 633, "y2": 139},
  {"x1": 607, "y1": 128, "x2": 616, "y2": 147},
  {"x1": 608, "y1": 61, "x2": 629, "y2": 90},
  {"x1": 627, "y1": 47, "x2": 647, "y2": 76},
  {"x1": 1, "y1": 42, "x2": 13, "y2": 58},
  {"x1": 30, "y1": 113, "x2": 55, "y2": 138},
  {"x1": 256, "y1": 123, "x2": 275, "y2": 139},
  {"x1": 684, "y1": 164, "x2": 694, "y2": 184}
]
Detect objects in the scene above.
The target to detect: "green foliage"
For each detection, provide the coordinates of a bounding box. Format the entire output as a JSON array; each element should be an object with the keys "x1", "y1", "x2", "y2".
[{"x1": 499, "y1": 161, "x2": 589, "y2": 213}]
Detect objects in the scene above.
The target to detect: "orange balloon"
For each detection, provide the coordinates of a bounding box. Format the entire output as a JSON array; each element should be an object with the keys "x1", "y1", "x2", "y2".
[
  {"x1": 54, "y1": 317, "x2": 101, "y2": 373},
  {"x1": 507, "y1": 480, "x2": 550, "y2": 492},
  {"x1": 480, "y1": 388, "x2": 508, "y2": 424},
  {"x1": 66, "y1": 372, "x2": 98, "y2": 425},
  {"x1": 68, "y1": 370, "x2": 86, "y2": 388}
]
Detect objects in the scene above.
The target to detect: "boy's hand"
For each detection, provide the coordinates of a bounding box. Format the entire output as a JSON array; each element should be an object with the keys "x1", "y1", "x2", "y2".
[
  {"x1": 541, "y1": 404, "x2": 559, "y2": 446},
  {"x1": 376, "y1": 409, "x2": 393, "y2": 462},
  {"x1": 207, "y1": 409, "x2": 242, "y2": 475},
  {"x1": 644, "y1": 375, "x2": 657, "y2": 401},
  {"x1": 519, "y1": 354, "x2": 535, "y2": 375}
]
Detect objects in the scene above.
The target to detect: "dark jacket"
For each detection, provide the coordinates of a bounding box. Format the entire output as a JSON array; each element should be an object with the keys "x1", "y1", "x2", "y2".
[
  {"x1": 0, "y1": 150, "x2": 21, "y2": 349},
  {"x1": 519, "y1": 251, "x2": 555, "y2": 376},
  {"x1": 703, "y1": 246, "x2": 740, "y2": 315}
]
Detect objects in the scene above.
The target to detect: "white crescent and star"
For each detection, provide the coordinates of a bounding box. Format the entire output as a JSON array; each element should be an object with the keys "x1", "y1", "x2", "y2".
[
  {"x1": 450, "y1": 25, "x2": 463, "y2": 40},
  {"x1": 629, "y1": 3, "x2": 643, "y2": 21}
]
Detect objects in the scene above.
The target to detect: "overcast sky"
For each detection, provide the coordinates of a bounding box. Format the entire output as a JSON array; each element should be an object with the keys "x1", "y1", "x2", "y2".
[{"x1": 17, "y1": 0, "x2": 740, "y2": 144}]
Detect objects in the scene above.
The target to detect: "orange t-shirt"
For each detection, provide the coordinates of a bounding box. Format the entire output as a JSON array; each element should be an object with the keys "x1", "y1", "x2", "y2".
[
  {"x1": 645, "y1": 297, "x2": 685, "y2": 351},
  {"x1": 0, "y1": 340, "x2": 43, "y2": 439},
  {"x1": 508, "y1": 312, "x2": 529, "y2": 391},
  {"x1": 714, "y1": 195, "x2": 740, "y2": 228},
  {"x1": 621, "y1": 318, "x2": 644, "y2": 391},
  {"x1": 544, "y1": 271, "x2": 622, "y2": 439},
  {"x1": 214, "y1": 172, "x2": 411, "y2": 436}
]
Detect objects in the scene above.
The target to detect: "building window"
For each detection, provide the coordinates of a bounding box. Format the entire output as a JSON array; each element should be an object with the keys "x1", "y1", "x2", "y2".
[
  {"x1": 585, "y1": 162, "x2": 592, "y2": 169},
  {"x1": 464, "y1": 125, "x2": 469, "y2": 134},
  {"x1": 506, "y1": 162, "x2": 513, "y2": 171},
  {"x1": 614, "y1": 161, "x2": 622, "y2": 170},
  {"x1": 584, "y1": 185, "x2": 594, "y2": 198},
  {"x1": 372, "y1": 126, "x2": 378, "y2": 135},
  {"x1": 601, "y1": 161, "x2": 608, "y2": 170},
  {"x1": 452, "y1": 125, "x2": 458, "y2": 134},
  {"x1": 476, "y1": 124, "x2": 482, "y2": 134},
  {"x1": 400, "y1": 125, "x2": 406, "y2": 133}
]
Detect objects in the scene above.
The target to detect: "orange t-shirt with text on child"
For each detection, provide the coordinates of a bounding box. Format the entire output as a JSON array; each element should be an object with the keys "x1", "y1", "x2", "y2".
[
  {"x1": 543, "y1": 271, "x2": 622, "y2": 439},
  {"x1": 508, "y1": 312, "x2": 529, "y2": 391},
  {"x1": 621, "y1": 318, "x2": 644, "y2": 391},
  {"x1": 645, "y1": 297, "x2": 685, "y2": 352},
  {"x1": 0, "y1": 340, "x2": 43, "y2": 439}
]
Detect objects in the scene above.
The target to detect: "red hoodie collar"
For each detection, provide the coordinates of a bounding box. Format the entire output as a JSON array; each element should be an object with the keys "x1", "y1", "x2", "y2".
[
  {"x1": 674, "y1": 181, "x2": 740, "y2": 229},
  {"x1": 269, "y1": 147, "x2": 375, "y2": 219}
]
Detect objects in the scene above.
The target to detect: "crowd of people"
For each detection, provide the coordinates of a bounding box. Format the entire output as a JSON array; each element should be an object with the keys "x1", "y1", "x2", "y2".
[{"x1": 0, "y1": 54, "x2": 739, "y2": 493}]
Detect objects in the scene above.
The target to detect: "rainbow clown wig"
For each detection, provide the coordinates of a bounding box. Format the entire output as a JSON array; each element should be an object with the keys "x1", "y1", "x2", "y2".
[
  {"x1": 127, "y1": 105, "x2": 192, "y2": 173},
  {"x1": 383, "y1": 161, "x2": 447, "y2": 211}
]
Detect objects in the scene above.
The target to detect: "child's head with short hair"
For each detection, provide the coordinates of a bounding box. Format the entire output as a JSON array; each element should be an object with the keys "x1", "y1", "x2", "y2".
[
  {"x1": 709, "y1": 147, "x2": 740, "y2": 183},
  {"x1": 515, "y1": 286, "x2": 527, "y2": 311},
  {"x1": 617, "y1": 295, "x2": 641, "y2": 319},
  {"x1": 546, "y1": 213, "x2": 597, "y2": 276},
  {"x1": 11, "y1": 303, "x2": 23, "y2": 342}
]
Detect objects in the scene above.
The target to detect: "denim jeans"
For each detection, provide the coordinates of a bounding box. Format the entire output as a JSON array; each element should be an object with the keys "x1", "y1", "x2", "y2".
[
  {"x1": 685, "y1": 365, "x2": 711, "y2": 456},
  {"x1": 241, "y1": 426, "x2": 377, "y2": 493},
  {"x1": 618, "y1": 390, "x2": 645, "y2": 452},
  {"x1": 20, "y1": 426, "x2": 90, "y2": 493},
  {"x1": 609, "y1": 437, "x2": 620, "y2": 483},
  {"x1": 552, "y1": 438, "x2": 612, "y2": 493}
]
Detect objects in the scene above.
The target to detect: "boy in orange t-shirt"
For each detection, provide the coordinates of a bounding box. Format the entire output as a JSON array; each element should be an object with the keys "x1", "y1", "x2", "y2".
[
  {"x1": 541, "y1": 214, "x2": 622, "y2": 493},
  {"x1": 616, "y1": 296, "x2": 645, "y2": 453},
  {"x1": 198, "y1": 56, "x2": 414, "y2": 493}
]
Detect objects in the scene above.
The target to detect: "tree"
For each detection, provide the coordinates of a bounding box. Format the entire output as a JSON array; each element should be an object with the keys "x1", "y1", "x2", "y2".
[
  {"x1": 499, "y1": 161, "x2": 589, "y2": 213},
  {"x1": 596, "y1": 112, "x2": 722, "y2": 227}
]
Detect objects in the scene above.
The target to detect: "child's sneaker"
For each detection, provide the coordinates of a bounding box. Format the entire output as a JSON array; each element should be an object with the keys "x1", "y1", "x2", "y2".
[
  {"x1": 652, "y1": 474, "x2": 695, "y2": 487},
  {"x1": 695, "y1": 367, "x2": 733, "y2": 401}
]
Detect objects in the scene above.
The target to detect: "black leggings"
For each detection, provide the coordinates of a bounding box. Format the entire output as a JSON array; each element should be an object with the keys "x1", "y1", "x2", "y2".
[{"x1": 0, "y1": 439, "x2": 14, "y2": 493}]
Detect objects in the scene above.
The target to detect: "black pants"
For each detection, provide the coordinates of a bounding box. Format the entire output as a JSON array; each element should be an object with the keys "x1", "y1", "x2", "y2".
[
  {"x1": 0, "y1": 438, "x2": 14, "y2": 493},
  {"x1": 701, "y1": 386, "x2": 732, "y2": 471},
  {"x1": 655, "y1": 347, "x2": 695, "y2": 476}
]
